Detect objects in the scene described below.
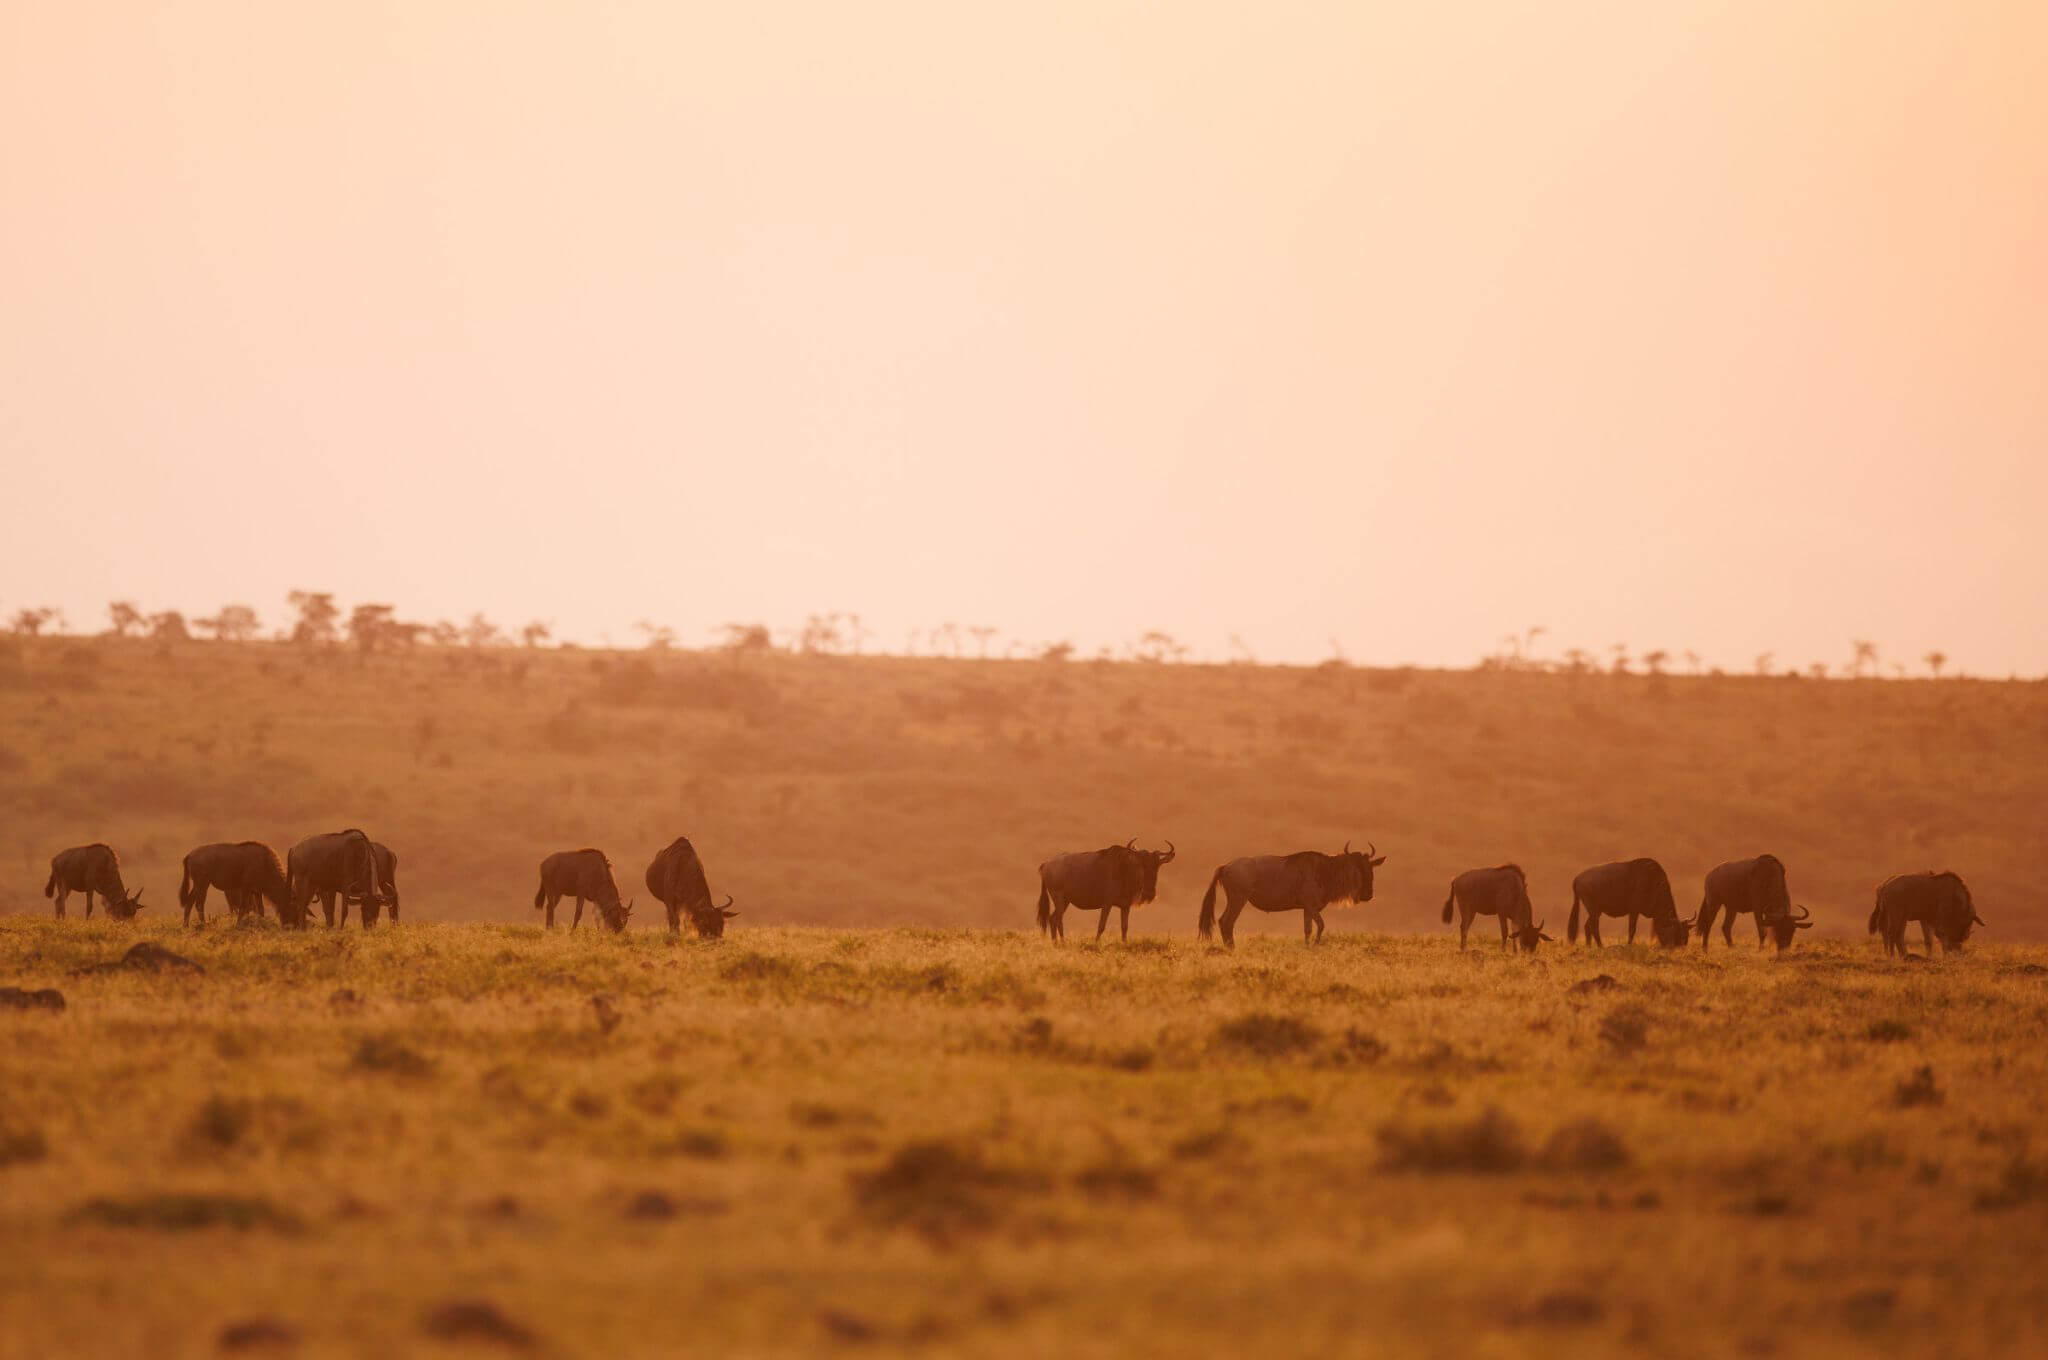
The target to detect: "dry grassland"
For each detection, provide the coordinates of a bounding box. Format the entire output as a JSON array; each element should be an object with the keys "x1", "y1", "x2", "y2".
[{"x1": 4, "y1": 920, "x2": 2048, "y2": 1357}]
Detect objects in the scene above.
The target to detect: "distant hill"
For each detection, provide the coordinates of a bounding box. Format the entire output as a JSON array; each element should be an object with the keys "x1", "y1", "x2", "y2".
[{"x1": 3, "y1": 636, "x2": 2042, "y2": 938}]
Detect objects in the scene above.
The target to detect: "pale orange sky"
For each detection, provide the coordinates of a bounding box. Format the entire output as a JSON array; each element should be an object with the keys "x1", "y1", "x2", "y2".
[{"x1": 3, "y1": 3, "x2": 2044, "y2": 671}]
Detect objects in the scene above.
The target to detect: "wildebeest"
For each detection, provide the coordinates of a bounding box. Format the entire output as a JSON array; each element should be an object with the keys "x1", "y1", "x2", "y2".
[
  {"x1": 535, "y1": 849, "x2": 632, "y2": 932},
  {"x1": 1869, "y1": 871, "x2": 1982, "y2": 957},
  {"x1": 340, "y1": 842, "x2": 400, "y2": 925},
  {"x1": 1036, "y1": 840, "x2": 1176, "y2": 942},
  {"x1": 644, "y1": 836, "x2": 736, "y2": 938},
  {"x1": 179, "y1": 842, "x2": 293, "y2": 927},
  {"x1": 44, "y1": 844, "x2": 146, "y2": 920},
  {"x1": 1568, "y1": 858, "x2": 1688, "y2": 947},
  {"x1": 1698, "y1": 854, "x2": 1809, "y2": 951},
  {"x1": 1440, "y1": 864, "x2": 1553, "y2": 953},
  {"x1": 288, "y1": 830, "x2": 388, "y2": 930},
  {"x1": 1197, "y1": 842, "x2": 1385, "y2": 947}
]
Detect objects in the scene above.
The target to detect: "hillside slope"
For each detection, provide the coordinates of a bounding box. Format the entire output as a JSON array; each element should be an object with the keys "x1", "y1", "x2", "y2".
[{"x1": 3, "y1": 638, "x2": 2043, "y2": 937}]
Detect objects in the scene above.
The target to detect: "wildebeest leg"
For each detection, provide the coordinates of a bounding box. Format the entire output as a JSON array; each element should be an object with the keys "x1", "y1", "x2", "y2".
[
  {"x1": 1587, "y1": 914, "x2": 1604, "y2": 947},
  {"x1": 1096, "y1": 908, "x2": 1111, "y2": 941},
  {"x1": 320, "y1": 891, "x2": 338, "y2": 928},
  {"x1": 1218, "y1": 895, "x2": 1246, "y2": 948},
  {"x1": 1919, "y1": 920, "x2": 1932, "y2": 955},
  {"x1": 571, "y1": 896, "x2": 586, "y2": 931},
  {"x1": 1499, "y1": 916, "x2": 1512, "y2": 952},
  {"x1": 1626, "y1": 912, "x2": 1637, "y2": 944},
  {"x1": 52, "y1": 887, "x2": 67, "y2": 919},
  {"x1": 1119, "y1": 905, "x2": 1131, "y2": 941},
  {"x1": 1696, "y1": 900, "x2": 1717, "y2": 952},
  {"x1": 1313, "y1": 912, "x2": 1326, "y2": 943},
  {"x1": 1457, "y1": 911, "x2": 1469, "y2": 950},
  {"x1": 1302, "y1": 911, "x2": 1313, "y2": 944},
  {"x1": 84, "y1": 890, "x2": 96, "y2": 920},
  {"x1": 1755, "y1": 914, "x2": 1768, "y2": 948}
]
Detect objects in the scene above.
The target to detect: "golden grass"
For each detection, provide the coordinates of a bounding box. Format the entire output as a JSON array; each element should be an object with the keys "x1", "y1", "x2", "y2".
[{"x1": 4, "y1": 918, "x2": 2047, "y2": 1357}]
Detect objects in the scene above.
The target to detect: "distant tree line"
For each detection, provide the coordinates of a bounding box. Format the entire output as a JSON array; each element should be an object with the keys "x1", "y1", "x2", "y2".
[{"x1": 0, "y1": 593, "x2": 1973, "y2": 678}]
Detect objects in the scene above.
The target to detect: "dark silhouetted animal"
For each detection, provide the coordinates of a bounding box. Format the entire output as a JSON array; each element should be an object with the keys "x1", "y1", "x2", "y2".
[
  {"x1": 1568, "y1": 858, "x2": 1683, "y2": 947},
  {"x1": 178, "y1": 842, "x2": 293, "y2": 927},
  {"x1": 645, "y1": 836, "x2": 736, "y2": 938},
  {"x1": 289, "y1": 830, "x2": 387, "y2": 930},
  {"x1": 340, "y1": 842, "x2": 400, "y2": 924},
  {"x1": 1440, "y1": 864, "x2": 1552, "y2": 952},
  {"x1": 1869, "y1": 872, "x2": 1982, "y2": 957},
  {"x1": 1698, "y1": 854, "x2": 1809, "y2": 951},
  {"x1": 45, "y1": 844, "x2": 144, "y2": 920},
  {"x1": 1198, "y1": 842, "x2": 1385, "y2": 947},
  {"x1": 1036, "y1": 840, "x2": 1176, "y2": 942},
  {"x1": 535, "y1": 849, "x2": 632, "y2": 932}
]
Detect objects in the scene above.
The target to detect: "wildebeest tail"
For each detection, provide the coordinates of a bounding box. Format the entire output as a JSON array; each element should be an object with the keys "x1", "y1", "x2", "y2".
[
  {"x1": 533, "y1": 877, "x2": 547, "y2": 911},
  {"x1": 1567, "y1": 888, "x2": 1583, "y2": 943},
  {"x1": 1440, "y1": 882, "x2": 1456, "y2": 925},
  {"x1": 43, "y1": 865, "x2": 56, "y2": 898},
  {"x1": 1867, "y1": 896, "x2": 1881, "y2": 935},
  {"x1": 1036, "y1": 880, "x2": 1052, "y2": 936},
  {"x1": 1198, "y1": 868, "x2": 1223, "y2": 940},
  {"x1": 178, "y1": 857, "x2": 197, "y2": 910}
]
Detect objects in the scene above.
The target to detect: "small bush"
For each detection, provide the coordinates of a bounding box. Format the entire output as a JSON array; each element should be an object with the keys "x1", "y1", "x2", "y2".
[
  {"x1": 1073, "y1": 1161, "x2": 1159, "y2": 1201},
  {"x1": 718, "y1": 952, "x2": 797, "y2": 985},
  {"x1": 1376, "y1": 1107, "x2": 1527, "y2": 1174},
  {"x1": 1214, "y1": 1013, "x2": 1320, "y2": 1058},
  {"x1": 1538, "y1": 1119, "x2": 1632, "y2": 1173},
  {"x1": 0, "y1": 1123, "x2": 48, "y2": 1165},
  {"x1": 1893, "y1": 1066, "x2": 1943, "y2": 1108},
  {"x1": 1865, "y1": 1019, "x2": 1913, "y2": 1043},
  {"x1": 350, "y1": 1035, "x2": 436, "y2": 1079},
  {"x1": 666, "y1": 1128, "x2": 730, "y2": 1160},
  {"x1": 1598, "y1": 1005, "x2": 1650, "y2": 1053},
  {"x1": 849, "y1": 1140, "x2": 1047, "y2": 1241},
  {"x1": 1973, "y1": 1158, "x2": 2048, "y2": 1211}
]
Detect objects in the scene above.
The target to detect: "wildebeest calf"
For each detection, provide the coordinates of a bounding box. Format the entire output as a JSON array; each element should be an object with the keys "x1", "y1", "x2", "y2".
[
  {"x1": 535, "y1": 849, "x2": 632, "y2": 932},
  {"x1": 1441, "y1": 864, "x2": 1553, "y2": 953},
  {"x1": 179, "y1": 842, "x2": 294, "y2": 927},
  {"x1": 45, "y1": 844, "x2": 145, "y2": 920},
  {"x1": 1869, "y1": 871, "x2": 1982, "y2": 958}
]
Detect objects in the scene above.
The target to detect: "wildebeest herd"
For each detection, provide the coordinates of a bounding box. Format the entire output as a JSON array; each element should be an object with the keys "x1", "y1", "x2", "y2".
[{"x1": 40, "y1": 832, "x2": 1984, "y2": 957}]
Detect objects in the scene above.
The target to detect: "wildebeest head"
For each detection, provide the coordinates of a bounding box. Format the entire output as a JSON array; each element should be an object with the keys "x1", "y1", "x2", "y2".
[
  {"x1": 1342, "y1": 840, "x2": 1387, "y2": 903},
  {"x1": 1127, "y1": 839, "x2": 1176, "y2": 904},
  {"x1": 1936, "y1": 880, "x2": 1983, "y2": 953},
  {"x1": 1650, "y1": 912, "x2": 1696, "y2": 948},
  {"x1": 1511, "y1": 917, "x2": 1554, "y2": 954},
  {"x1": 597, "y1": 897, "x2": 634, "y2": 933},
  {"x1": 103, "y1": 887, "x2": 147, "y2": 921},
  {"x1": 683, "y1": 895, "x2": 739, "y2": 939},
  {"x1": 1763, "y1": 903, "x2": 1814, "y2": 951}
]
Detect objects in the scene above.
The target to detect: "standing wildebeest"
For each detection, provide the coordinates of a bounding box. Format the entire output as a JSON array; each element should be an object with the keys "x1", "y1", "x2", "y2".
[
  {"x1": 645, "y1": 836, "x2": 737, "y2": 938},
  {"x1": 535, "y1": 849, "x2": 633, "y2": 932},
  {"x1": 1568, "y1": 858, "x2": 1688, "y2": 947},
  {"x1": 1698, "y1": 854, "x2": 1810, "y2": 952},
  {"x1": 45, "y1": 844, "x2": 146, "y2": 920},
  {"x1": 1869, "y1": 871, "x2": 1983, "y2": 958},
  {"x1": 1198, "y1": 842, "x2": 1385, "y2": 947},
  {"x1": 179, "y1": 842, "x2": 294, "y2": 927},
  {"x1": 340, "y1": 842, "x2": 400, "y2": 925},
  {"x1": 288, "y1": 829, "x2": 388, "y2": 930},
  {"x1": 1036, "y1": 840, "x2": 1176, "y2": 942},
  {"x1": 1440, "y1": 864, "x2": 1553, "y2": 953}
]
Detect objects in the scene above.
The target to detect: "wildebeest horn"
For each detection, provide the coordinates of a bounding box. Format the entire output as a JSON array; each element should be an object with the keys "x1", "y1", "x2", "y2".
[
  {"x1": 1972, "y1": 912, "x2": 1986, "y2": 927},
  {"x1": 132, "y1": 888, "x2": 144, "y2": 902},
  {"x1": 1344, "y1": 840, "x2": 1352, "y2": 854},
  {"x1": 1366, "y1": 842, "x2": 1376, "y2": 859},
  {"x1": 1125, "y1": 838, "x2": 1136, "y2": 849},
  {"x1": 1793, "y1": 904, "x2": 1810, "y2": 921},
  {"x1": 1160, "y1": 840, "x2": 1175, "y2": 862}
]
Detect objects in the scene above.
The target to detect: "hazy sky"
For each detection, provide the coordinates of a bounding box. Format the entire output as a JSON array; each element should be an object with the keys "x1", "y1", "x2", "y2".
[{"x1": 4, "y1": 3, "x2": 2043, "y2": 672}]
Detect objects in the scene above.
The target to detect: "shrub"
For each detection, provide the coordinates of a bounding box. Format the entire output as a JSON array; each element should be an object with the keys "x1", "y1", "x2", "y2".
[
  {"x1": 1214, "y1": 1013, "x2": 1320, "y2": 1058},
  {"x1": 1376, "y1": 1108, "x2": 1527, "y2": 1174}
]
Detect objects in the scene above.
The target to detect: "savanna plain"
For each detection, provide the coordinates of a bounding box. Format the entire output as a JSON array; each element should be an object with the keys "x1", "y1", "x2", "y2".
[{"x1": 4, "y1": 637, "x2": 2047, "y2": 1357}]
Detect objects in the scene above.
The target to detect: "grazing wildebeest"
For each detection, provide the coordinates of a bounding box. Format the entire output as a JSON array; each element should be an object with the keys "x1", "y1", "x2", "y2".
[
  {"x1": 1440, "y1": 864, "x2": 1553, "y2": 953},
  {"x1": 44, "y1": 844, "x2": 146, "y2": 920},
  {"x1": 288, "y1": 829, "x2": 388, "y2": 930},
  {"x1": 1036, "y1": 840, "x2": 1176, "y2": 942},
  {"x1": 1568, "y1": 858, "x2": 1686, "y2": 947},
  {"x1": 340, "y1": 842, "x2": 400, "y2": 925},
  {"x1": 1698, "y1": 854, "x2": 1809, "y2": 951},
  {"x1": 179, "y1": 842, "x2": 293, "y2": 927},
  {"x1": 645, "y1": 836, "x2": 737, "y2": 938},
  {"x1": 1869, "y1": 871, "x2": 1982, "y2": 958},
  {"x1": 535, "y1": 849, "x2": 632, "y2": 932},
  {"x1": 1197, "y1": 842, "x2": 1384, "y2": 947}
]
